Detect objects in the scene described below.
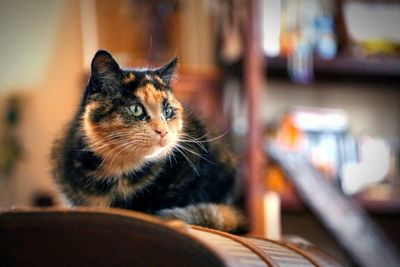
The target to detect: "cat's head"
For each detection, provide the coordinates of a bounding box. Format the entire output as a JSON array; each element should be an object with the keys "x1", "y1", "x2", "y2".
[{"x1": 82, "y1": 50, "x2": 183, "y2": 171}]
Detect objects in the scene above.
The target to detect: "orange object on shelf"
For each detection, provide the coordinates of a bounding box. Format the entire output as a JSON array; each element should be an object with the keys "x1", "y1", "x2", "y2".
[{"x1": 276, "y1": 114, "x2": 304, "y2": 151}]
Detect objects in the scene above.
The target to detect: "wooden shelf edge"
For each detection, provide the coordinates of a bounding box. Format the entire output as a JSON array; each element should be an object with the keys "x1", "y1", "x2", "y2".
[
  {"x1": 278, "y1": 191, "x2": 400, "y2": 214},
  {"x1": 266, "y1": 55, "x2": 400, "y2": 83}
]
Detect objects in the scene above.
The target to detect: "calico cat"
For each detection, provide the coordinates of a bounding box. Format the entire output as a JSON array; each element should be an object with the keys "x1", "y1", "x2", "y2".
[{"x1": 52, "y1": 50, "x2": 246, "y2": 233}]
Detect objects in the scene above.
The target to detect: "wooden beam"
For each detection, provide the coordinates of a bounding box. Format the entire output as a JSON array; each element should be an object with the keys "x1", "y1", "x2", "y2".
[{"x1": 244, "y1": 0, "x2": 266, "y2": 236}]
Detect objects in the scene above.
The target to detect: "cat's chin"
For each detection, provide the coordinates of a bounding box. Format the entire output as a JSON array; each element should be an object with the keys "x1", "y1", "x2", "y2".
[{"x1": 144, "y1": 145, "x2": 169, "y2": 161}]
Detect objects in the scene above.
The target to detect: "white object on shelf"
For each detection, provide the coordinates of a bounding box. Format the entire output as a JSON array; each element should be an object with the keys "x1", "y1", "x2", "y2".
[
  {"x1": 341, "y1": 137, "x2": 391, "y2": 195},
  {"x1": 290, "y1": 106, "x2": 349, "y2": 132},
  {"x1": 263, "y1": 191, "x2": 281, "y2": 240},
  {"x1": 261, "y1": 0, "x2": 281, "y2": 57},
  {"x1": 344, "y1": 2, "x2": 400, "y2": 43}
]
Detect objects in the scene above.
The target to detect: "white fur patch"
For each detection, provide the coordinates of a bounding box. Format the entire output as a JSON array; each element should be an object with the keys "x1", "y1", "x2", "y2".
[{"x1": 145, "y1": 146, "x2": 167, "y2": 160}]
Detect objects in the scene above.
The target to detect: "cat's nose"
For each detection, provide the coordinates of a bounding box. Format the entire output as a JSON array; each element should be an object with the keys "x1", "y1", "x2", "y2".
[{"x1": 155, "y1": 129, "x2": 168, "y2": 138}]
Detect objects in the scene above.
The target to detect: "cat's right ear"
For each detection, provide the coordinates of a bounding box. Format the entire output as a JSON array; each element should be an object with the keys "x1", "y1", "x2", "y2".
[
  {"x1": 91, "y1": 50, "x2": 120, "y2": 77},
  {"x1": 156, "y1": 57, "x2": 178, "y2": 86}
]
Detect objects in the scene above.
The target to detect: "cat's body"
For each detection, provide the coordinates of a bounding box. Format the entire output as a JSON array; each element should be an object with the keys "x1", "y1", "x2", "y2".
[{"x1": 52, "y1": 50, "x2": 246, "y2": 233}]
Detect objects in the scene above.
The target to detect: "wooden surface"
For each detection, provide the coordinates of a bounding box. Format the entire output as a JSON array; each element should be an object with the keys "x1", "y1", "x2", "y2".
[
  {"x1": 0, "y1": 208, "x2": 225, "y2": 267},
  {"x1": 0, "y1": 208, "x2": 342, "y2": 267}
]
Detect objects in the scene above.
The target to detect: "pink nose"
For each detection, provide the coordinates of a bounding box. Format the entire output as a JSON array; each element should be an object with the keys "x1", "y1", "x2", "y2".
[{"x1": 155, "y1": 129, "x2": 168, "y2": 138}]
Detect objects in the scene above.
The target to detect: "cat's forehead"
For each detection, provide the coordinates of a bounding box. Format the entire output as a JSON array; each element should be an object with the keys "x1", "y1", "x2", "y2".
[
  {"x1": 122, "y1": 70, "x2": 167, "y2": 88},
  {"x1": 121, "y1": 69, "x2": 173, "y2": 103},
  {"x1": 135, "y1": 83, "x2": 170, "y2": 104}
]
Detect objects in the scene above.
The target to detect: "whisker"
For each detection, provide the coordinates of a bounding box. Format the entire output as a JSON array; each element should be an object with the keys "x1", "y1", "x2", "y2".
[
  {"x1": 167, "y1": 152, "x2": 173, "y2": 168},
  {"x1": 98, "y1": 139, "x2": 143, "y2": 169},
  {"x1": 180, "y1": 129, "x2": 231, "y2": 143},
  {"x1": 175, "y1": 143, "x2": 214, "y2": 164},
  {"x1": 173, "y1": 147, "x2": 199, "y2": 176},
  {"x1": 79, "y1": 132, "x2": 132, "y2": 151},
  {"x1": 170, "y1": 149, "x2": 178, "y2": 163},
  {"x1": 178, "y1": 135, "x2": 208, "y2": 152}
]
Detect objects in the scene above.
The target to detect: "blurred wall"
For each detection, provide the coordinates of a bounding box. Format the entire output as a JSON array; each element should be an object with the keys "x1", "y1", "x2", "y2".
[
  {"x1": 0, "y1": 0, "x2": 66, "y2": 91},
  {"x1": 0, "y1": 0, "x2": 83, "y2": 206}
]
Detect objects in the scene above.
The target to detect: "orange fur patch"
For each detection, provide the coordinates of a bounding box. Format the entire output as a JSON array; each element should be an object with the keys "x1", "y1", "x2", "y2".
[
  {"x1": 82, "y1": 102, "x2": 145, "y2": 177},
  {"x1": 123, "y1": 73, "x2": 136, "y2": 84},
  {"x1": 135, "y1": 84, "x2": 168, "y2": 105},
  {"x1": 218, "y1": 205, "x2": 245, "y2": 232},
  {"x1": 83, "y1": 194, "x2": 112, "y2": 207}
]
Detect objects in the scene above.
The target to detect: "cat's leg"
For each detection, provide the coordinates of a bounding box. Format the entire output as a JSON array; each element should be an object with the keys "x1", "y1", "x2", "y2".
[{"x1": 155, "y1": 203, "x2": 247, "y2": 233}]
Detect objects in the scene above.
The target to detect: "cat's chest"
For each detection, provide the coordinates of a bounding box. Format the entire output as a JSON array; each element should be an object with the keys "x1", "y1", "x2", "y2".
[
  {"x1": 84, "y1": 161, "x2": 164, "y2": 199},
  {"x1": 111, "y1": 175, "x2": 153, "y2": 199},
  {"x1": 79, "y1": 176, "x2": 155, "y2": 209},
  {"x1": 77, "y1": 178, "x2": 137, "y2": 207},
  {"x1": 112, "y1": 178, "x2": 136, "y2": 198}
]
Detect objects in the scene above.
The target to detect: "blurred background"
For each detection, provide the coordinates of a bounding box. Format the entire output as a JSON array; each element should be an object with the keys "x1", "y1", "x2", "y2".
[{"x1": 0, "y1": 0, "x2": 399, "y2": 265}]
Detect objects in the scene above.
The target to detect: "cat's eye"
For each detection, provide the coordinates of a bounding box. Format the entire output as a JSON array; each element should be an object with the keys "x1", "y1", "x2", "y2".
[
  {"x1": 163, "y1": 106, "x2": 174, "y2": 119},
  {"x1": 129, "y1": 104, "x2": 144, "y2": 117}
]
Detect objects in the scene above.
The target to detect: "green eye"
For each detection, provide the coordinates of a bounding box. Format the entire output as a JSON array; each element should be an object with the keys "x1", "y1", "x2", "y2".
[
  {"x1": 163, "y1": 106, "x2": 174, "y2": 119},
  {"x1": 129, "y1": 104, "x2": 144, "y2": 117}
]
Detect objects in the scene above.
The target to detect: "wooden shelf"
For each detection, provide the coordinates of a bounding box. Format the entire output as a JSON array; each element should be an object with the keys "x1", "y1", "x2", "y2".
[
  {"x1": 279, "y1": 191, "x2": 400, "y2": 214},
  {"x1": 355, "y1": 196, "x2": 400, "y2": 214},
  {"x1": 266, "y1": 55, "x2": 400, "y2": 83}
]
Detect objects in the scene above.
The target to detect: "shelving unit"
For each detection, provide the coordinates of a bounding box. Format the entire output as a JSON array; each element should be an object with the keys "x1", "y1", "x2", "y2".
[
  {"x1": 236, "y1": 1, "x2": 400, "y2": 264},
  {"x1": 266, "y1": 55, "x2": 400, "y2": 82},
  {"x1": 264, "y1": 52, "x2": 400, "y2": 215}
]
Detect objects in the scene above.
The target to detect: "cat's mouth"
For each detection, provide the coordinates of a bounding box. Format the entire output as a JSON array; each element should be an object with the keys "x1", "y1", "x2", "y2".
[
  {"x1": 158, "y1": 137, "x2": 169, "y2": 147},
  {"x1": 143, "y1": 137, "x2": 174, "y2": 160},
  {"x1": 145, "y1": 144, "x2": 171, "y2": 160}
]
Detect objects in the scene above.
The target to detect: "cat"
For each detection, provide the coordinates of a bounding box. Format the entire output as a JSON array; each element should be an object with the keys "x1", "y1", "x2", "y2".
[{"x1": 52, "y1": 50, "x2": 246, "y2": 233}]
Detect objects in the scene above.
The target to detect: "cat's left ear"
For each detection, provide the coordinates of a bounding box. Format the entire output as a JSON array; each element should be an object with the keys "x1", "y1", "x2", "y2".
[
  {"x1": 91, "y1": 50, "x2": 120, "y2": 77},
  {"x1": 156, "y1": 57, "x2": 178, "y2": 86}
]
